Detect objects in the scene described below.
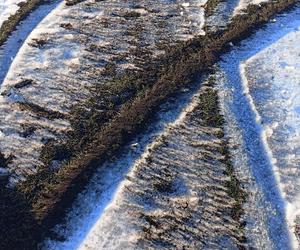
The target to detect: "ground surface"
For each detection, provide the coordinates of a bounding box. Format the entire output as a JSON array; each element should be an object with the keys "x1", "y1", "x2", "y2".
[{"x1": 0, "y1": 0, "x2": 299, "y2": 249}]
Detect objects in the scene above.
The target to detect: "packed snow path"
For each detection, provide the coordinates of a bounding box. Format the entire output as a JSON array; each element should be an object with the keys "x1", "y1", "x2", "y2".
[{"x1": 219, "y1": 5, "x2": 300, "y2": 249}]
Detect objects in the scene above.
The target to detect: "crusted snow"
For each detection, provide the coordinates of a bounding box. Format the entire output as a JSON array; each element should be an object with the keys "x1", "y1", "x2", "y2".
[
  {"x1": 42, "y1": 82, "x2": 202, "y2": 249},
  {"x1": 219, "y1": 6, "x2": 300, "y2": 249},
  {"x1": 39, "y1": 4, "x2": 300, "y2": 249},
  {"x1": 0, "y1": 1, "x2": 73, "y2": 184},
  {"x1": 0, "y1": 0, "x2": 26, "y2": 28},
  {"x1": 43, "y1": 4, "x2": 300, "y2": 250},
  {"x1": 0, "y1": 0, "x2": 61, "y2": 84}
]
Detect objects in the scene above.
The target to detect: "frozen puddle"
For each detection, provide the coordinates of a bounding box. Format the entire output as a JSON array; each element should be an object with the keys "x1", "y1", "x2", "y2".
[{"x1": 219, "y1": 6, "x2": 300, "y2": 249}]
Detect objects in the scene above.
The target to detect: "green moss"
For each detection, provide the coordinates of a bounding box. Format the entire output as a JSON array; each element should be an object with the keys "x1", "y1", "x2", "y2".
[{"x1": 198, "y1": 88, "x2": 225, "y2": 128}]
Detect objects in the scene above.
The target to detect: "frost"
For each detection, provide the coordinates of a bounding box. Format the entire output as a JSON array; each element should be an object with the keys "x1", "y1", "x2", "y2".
[{"x1": 44, "y1": 80, "x2": 241, "y2": 250}]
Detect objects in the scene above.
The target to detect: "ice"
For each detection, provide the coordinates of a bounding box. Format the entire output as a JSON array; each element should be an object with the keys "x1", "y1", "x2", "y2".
[
  {"x1": 43, "y1": 79, "x2": 241, "y2": 249},
  {"x1": 43, "y1": 3, "x2": 300, "y2": 250}
]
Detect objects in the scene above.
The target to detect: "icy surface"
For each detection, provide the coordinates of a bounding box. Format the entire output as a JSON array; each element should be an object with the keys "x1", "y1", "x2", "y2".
[
  {"x1": 44, "y1": 4, "x2": 300, "y2": 250},
  {"x1": 219, "y1": 6, "x2": 300, "y2": 249},
  {"x1": 0, "y1": 0, "x2": 25, "y2": 28},
  {"x1": 0, "y1": 0, "x2": 61, "y2": 84}
]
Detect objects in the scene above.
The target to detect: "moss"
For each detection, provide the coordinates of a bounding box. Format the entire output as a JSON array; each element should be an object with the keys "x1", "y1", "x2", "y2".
[
  {"x1": 198, "y1": 77, "x2": 247, "y2": 246},
  {"x1": 197, "y1": 88, "x2": 225, "y2": 128}
]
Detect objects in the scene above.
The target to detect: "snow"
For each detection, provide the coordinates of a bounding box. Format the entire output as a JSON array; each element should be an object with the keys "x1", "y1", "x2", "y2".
[
  {"x1": 0, "y1": 0, "x2": 61, "y2": 85},
  {"x1": 41, "y1": 4, "x2": 300, "y2": 249},
  {"x1": 0, "y1": 0, "x2": 26, "y2": 28},
  {"x1": 205, "y1": 0, "x2": 240, "y2": 30},
  {"x1": 218, "y1": 6, "x2": 300, "y2": 249},
  {"x1": 43, "y1": 81, "x2": 204, "y2": 250},
  {"x1": 43, "y1": 79, "x2": 241, "y2": 249},
  {"x1": 233, "y1": 0, "x2": 269, "y2": 15},
  {"x1": 0, "y1": 0, "x2": 208, "y2": 184},
  {"x1": 43, "y1": 3, "x2": 300, "y2": 249},
  {"x1": 0, "y1": 0, "x2": 74, "y2": 184},
  {"x1": 242, "y1": 27, "x2": 300, "y2": 248}
]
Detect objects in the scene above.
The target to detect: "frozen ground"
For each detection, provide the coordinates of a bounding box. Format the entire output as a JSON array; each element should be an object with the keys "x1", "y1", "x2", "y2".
[
  {"x1": 0, "y1": 0, "x2": 26, "y2": 28},
  {"x1": 0, "y1": 0, "x2": 208, "y2": 184},
  {"x1": 1, "y1": 0, "x2": 299, "y2": 248},
  {"x1": 44, "y1": 79, "x2": 245, "y2": 249},
  {"x1": 218, "y1": 6, "x2": 300, "y2": 249},
  {"x1": 205, "y1": 0, "x2": 239, "y2": 30},
  {"x1": 44, "y1": 4, "x2": 300, "y2": 250}
]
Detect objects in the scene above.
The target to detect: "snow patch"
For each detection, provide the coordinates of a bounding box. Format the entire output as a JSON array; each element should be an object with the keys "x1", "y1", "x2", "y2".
[
  {"x1": 233, "y1": 0, "x2": 269, "y2": 15},
  {"x1": 0, "y1": 0, "x2": 26, "y2": 28}
]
